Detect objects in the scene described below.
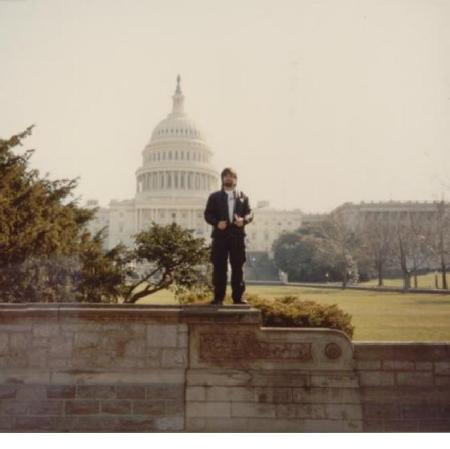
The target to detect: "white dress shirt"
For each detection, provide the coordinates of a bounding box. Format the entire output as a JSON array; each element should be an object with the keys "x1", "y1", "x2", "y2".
[{"x1": 225, "y1": 189, "x2": 235, "y2": 223}]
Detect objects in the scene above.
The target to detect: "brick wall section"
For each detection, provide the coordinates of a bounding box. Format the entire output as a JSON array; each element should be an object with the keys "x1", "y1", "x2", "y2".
[{"x1": 354, "y1": 343, "x2": 450, "y2": 432}]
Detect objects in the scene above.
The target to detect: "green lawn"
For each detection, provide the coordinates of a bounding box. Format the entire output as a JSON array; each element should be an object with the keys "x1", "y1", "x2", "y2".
[
  {"x1": 360, "y1": 272, "x2": 449, "y2": 289},
  {"x1": 138, "y1": 285, "x2": 450, "y2": 342}
]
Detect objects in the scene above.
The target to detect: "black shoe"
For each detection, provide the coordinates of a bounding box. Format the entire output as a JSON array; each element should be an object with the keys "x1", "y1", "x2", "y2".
[
  {"x1": 233, "y1": 299, "x2": 249, "y2": 305},
  {"x1": 209, "y1": 299, "x2": 223, "y2": 305}
]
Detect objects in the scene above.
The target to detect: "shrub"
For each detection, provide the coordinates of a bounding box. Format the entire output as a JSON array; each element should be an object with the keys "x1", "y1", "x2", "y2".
[
  {"x1": 176, "y1": 289, "x2": 235, "y2": 305},
  {"x1": 176, "y1": 288, "x2": 211, "y2": 305},
  {"x1": 248, "y1": 294, "x2": 354, "y2": 338},
  {"x1": 177, "y1": 290, "x2": 354, "y2": 338}
]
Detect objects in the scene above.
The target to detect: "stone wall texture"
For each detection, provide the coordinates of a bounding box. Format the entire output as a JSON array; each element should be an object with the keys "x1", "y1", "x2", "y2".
[
  {"x1": 354, "y1": 343, "x2": 450, "y2": 432},
  {"x1": 0, "y1": 304, "x2": 449, "y2": 432}
]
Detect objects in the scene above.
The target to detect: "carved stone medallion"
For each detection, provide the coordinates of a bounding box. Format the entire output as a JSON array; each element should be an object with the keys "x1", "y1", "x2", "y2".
[{"x1": 324, "y1": 342, "x2": 342, "y2": 359}]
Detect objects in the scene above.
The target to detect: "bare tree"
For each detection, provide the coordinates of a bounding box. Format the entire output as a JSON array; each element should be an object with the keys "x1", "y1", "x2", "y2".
[
  {"x1": 390, "y1": 211, "x2": 433, "y2": 290},
  {"x1": 426, "y1": 201, "x2": 450, "y2": 289},
  {"x1": 357, "y1": 213, "x2": 394, "y2": 287},
  {"x1": 319, "y1": 211, "x2": 360, "y2": 288},
  {"x1": 405, "y1": 212, "x2": 433, "y2": 289},
  {"x1": 393, "y1": 219, "x2": 413, "y2": 290}
]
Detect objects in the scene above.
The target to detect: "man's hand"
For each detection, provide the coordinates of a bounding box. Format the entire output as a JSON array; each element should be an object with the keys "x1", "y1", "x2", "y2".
[
  {"x1": 217, "y1": 220, "x2": 227, "y2": 230},
  {"x1": 234, "y1": 214, "x2": 244, "y2": 227}
]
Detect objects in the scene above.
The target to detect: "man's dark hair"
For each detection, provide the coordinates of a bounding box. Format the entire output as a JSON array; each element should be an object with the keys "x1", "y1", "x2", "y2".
[{"x1": 221, "y1": 167, "x2": 237, "y2": 180}]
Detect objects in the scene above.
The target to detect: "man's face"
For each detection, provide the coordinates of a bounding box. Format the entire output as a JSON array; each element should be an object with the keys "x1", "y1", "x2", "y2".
[{"x1": 222, "y1": 173, "x2": 237, "y2": 188}]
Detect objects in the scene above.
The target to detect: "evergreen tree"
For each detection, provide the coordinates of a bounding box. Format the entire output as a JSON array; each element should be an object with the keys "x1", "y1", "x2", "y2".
[{"x1": 0, "y1": 126, "x2": 124, "y2": 302}]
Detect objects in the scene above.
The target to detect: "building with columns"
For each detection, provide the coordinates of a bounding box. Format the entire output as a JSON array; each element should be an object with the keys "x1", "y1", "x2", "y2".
[{"x1": 86, "y1": 76, "x2": 304, "y2": 261}]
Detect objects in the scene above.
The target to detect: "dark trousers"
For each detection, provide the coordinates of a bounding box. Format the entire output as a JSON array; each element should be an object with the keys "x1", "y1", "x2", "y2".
[{"x1": 210, "y1": 232, "x2": 246, "y2": 302}]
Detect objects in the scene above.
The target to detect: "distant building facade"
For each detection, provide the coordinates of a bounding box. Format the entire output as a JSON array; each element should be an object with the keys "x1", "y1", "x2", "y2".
[{"x1": 330, "y1": 200, "x2": 449, "y2": 229}]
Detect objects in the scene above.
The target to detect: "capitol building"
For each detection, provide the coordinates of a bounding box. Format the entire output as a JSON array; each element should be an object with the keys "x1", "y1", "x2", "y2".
[{"x1": 86, "y1": 76, "x2": 303, "y2": 262}]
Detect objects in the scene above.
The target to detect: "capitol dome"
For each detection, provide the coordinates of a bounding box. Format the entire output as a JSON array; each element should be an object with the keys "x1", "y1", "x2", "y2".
[
  {"x1": 135, "y1": 75, "x2": 220, "y2": 205},
  {"x1": 151, "y1": 116, "x2": 205, "y2": 142},
  {"x1": 149, "y1": 75, "x2": 206, "y2": 142}
]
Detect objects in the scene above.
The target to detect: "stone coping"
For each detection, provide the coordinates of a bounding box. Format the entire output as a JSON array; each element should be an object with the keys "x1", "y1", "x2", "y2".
[
  {"x1": 0, "y1": 302, "x2": 251, "y2": 311},
  {"x1": 0, "y1": 303, "x2": 261, "y2": 324},
  {"x1": 0, "y1": 303, "x2": 251, "y2": 309}
]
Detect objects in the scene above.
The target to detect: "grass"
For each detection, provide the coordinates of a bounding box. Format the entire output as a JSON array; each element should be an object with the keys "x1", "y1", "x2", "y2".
[
  {"x1": 137, "y1": 284, "x2": 450, "y2": 342},
  {"x1": 359, "y1": 272, "x2": 449, "y2": 289}
]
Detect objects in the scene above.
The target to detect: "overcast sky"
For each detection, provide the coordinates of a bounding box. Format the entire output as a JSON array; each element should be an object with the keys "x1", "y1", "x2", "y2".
[{"x1": 1, "y1": 0, "x2": 449, "y2": 213}]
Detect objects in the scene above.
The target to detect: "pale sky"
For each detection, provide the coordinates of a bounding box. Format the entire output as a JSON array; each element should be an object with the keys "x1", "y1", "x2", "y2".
[{"x1": 1, "y1": 0, "x2": 449, "y2": 213}]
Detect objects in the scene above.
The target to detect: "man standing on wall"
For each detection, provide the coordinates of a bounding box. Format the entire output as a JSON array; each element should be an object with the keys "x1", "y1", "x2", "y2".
[{"x1": 204, "y1": 167, "x2": 254, "y2": 305}]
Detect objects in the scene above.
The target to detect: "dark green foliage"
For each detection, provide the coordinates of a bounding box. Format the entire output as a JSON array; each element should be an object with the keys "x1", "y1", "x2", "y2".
[
  {"x1": 124, "y1": 222, "x2": 210, "y2": 303},
  {"x1": 1, "y1": 256, "x2": 80, "y2": 303},
  {"x1": 0, "y1": 127, "x2": 126, "y2": 303},
  {"x1": 248, "y1": 294, "x2": 354, "y2": 338},
  {"x1": 75, "y1": 230, "x2": 135, "y2": 303},
  {"x1": 272, "y1": 219, "x2": 360, "y2": 287},
  {"x1": 272, "y1": 230, "x2": 344, "y2": 282},
  {"x1": 0, "y1": 127, "x2": 93, "y2": 266}
]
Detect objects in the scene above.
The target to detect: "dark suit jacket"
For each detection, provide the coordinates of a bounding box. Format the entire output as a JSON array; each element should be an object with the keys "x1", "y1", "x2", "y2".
[{"x1": 204, "y1": 187, "x2": 254, "y2": 238}]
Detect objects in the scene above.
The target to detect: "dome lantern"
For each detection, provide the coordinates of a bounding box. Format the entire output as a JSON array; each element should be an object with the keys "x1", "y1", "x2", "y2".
[{"x1": 171, "y1": 74, "x2": 185, "y2": 115}]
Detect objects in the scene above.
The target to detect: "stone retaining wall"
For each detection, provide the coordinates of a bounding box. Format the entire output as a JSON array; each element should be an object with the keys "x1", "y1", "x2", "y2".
[
  {"x1": 0, "y1": 304, "x2": 449, "y2": 432},
  {"x1": 354, "y1": 343, "x2": 450, "y2": 432},
  {"x1": 0, "y1": 305, "x2": 190, "y2": 432},
  {"x1": 185, "y1": 322, "x2": 361, "y2": 432}
]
